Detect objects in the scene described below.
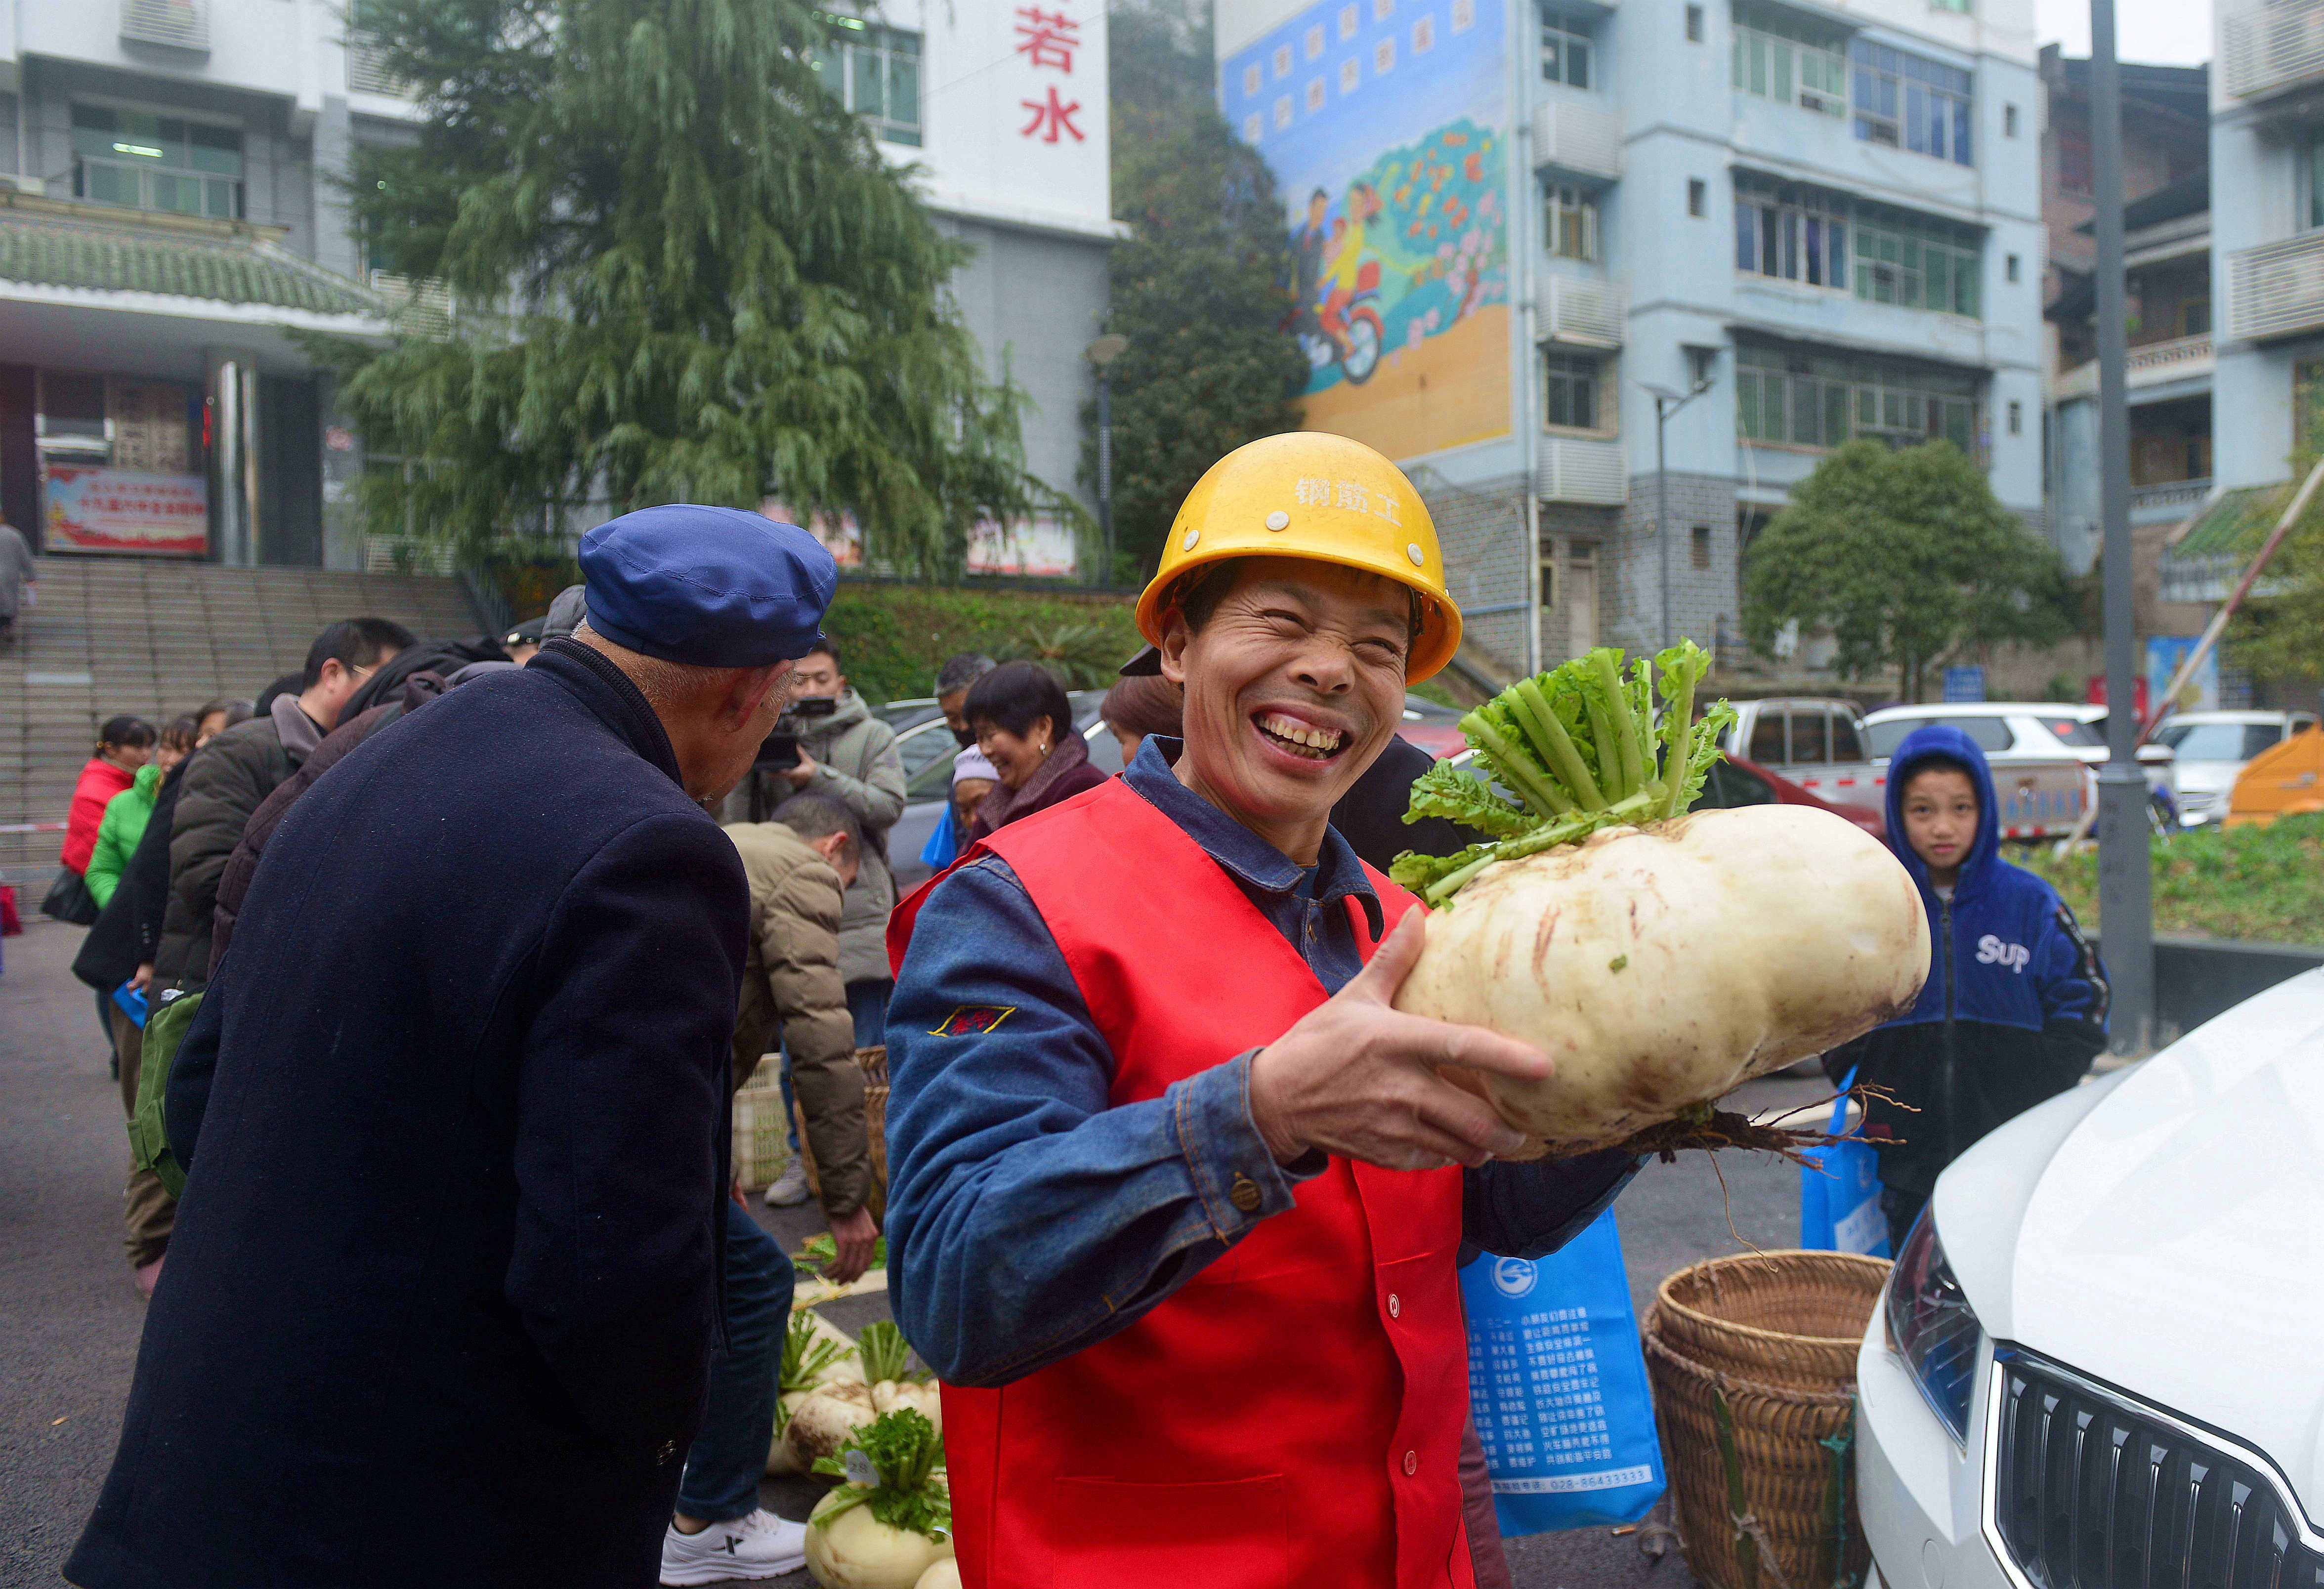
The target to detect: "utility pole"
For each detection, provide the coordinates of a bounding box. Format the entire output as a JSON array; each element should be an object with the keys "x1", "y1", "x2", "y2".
[
  {"x1": 1644, "y1": 373, "x2": 1713, "y2": 654},
  {"x1": 1086, "y1": 334, "x2": 1128, "y2": 587},
  {"x1": 2090, "y1": 0, "x2": 2154, "y2": 1051}
]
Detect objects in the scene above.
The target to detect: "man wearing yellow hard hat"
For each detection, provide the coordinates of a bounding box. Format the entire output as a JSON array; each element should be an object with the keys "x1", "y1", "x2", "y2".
[{"x1": 884, "y1": 433, "x2": 1638, "y2": 1588}]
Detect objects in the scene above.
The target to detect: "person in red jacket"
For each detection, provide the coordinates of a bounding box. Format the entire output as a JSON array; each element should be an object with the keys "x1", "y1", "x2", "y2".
[
  {"x1": 62, "y1": 716, "x2": 156, "y2": 877},
  {"x1": 886, "y1": 434, "x2": 1639, "y2": 1589}
]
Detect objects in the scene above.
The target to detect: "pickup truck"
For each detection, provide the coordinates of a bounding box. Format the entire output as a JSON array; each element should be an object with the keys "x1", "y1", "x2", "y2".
[{"x1": 1718, "y1": 697, "x2": 1889, "y2": 813}]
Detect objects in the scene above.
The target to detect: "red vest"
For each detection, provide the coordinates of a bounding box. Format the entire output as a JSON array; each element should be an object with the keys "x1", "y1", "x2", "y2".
[{"x1": 891, "y1": 777, "x2": 1476, "y2": 1589}]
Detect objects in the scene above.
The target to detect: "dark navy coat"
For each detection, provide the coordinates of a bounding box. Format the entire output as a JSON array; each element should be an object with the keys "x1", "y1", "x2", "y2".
[{"x1": 68, "y1": 639, "x2": 748, "y2": 1589}]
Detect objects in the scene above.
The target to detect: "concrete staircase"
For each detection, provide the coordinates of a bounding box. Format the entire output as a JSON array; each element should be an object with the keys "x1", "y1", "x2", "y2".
[{"x1": 2, "y1": 555, "x2": 480, "y2": 885}]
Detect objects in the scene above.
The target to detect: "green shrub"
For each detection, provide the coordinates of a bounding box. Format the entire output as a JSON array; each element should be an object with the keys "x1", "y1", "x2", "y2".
[{"x1": 2023, "y1": 814, "x2": 2324, "y2": 946}]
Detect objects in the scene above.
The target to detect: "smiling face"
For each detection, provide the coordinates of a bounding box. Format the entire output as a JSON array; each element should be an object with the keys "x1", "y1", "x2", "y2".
[
  {"x1": 1160, "y1": 556, "x2": 1411, "y2": 864},
  {"x1": 974, "y1": 720, "x2": 1053, "y2": 792},
  {"x1": 1901, "y1": 764, "x2": 1980, "y2": 884}
]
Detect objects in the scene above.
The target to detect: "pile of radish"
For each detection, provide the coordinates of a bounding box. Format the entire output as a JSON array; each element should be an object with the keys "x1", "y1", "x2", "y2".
[
  {"x1": 1392, "y1": 640, "x2": 1929, "y2": 1157},
  {"x1": 804, "y1": 1407, "x2": 955, "y2": 1589}
]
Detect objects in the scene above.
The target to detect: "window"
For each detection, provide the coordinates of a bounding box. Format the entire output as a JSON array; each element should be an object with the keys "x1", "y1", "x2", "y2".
[
  {"x1": 2003, "y1": 103, "x2": 2019, "y2": 137},
  {"x1": 1543, "y1": 350, "x2": 1606, "y2": 430},
  {"x1": 70, "y1": 105, "x2": 243, "y2": 218},
  {"x1": 2007, "y1": 399, "x2": 2022, "y2": 434},
  {"x1": 1853, "y1": 204, "x2": 1982, "y2": 316},
  {"x1": 1543, "y1": 181, "x2": 1600, "y2": 261},
  {"x1": 1539, "y1": 553, "x2": 1558, "y2": 610},
  {"x1": 1691, "y1": 525, "x2": 1712, "y2": 569},
  {"x1": 1687, "y1": 4, "x2": 1705, "y2": 42},
  {"x1": 1689, "y1": 178, "x2": 1707, "y2": 217},
  {"x1": 1732, "y1": 6, "x2": 1849, "y2": 116},
  {"x1": 1734, "y1": 173, "x2": 1849, "y2": 290},
  {"x1": 1930, "y1": 0, "x2": 1971, "y2": 12},
  {"x1": 1852, "y1": 40, "x2": 1973, "y2": 166},
  {"x1": 2182, "y1": 296, "x2": 2211, "y2": 336},
  {"x1": 2057, "y1": 129, "x2": 2091, "y2": 196},
  {"x1": 1734, "y1": 343, "x2": 1980, "y2": 454},
  {"x1": 812, "y1": 18, "x2": 922, "y2": 146},
  {"x1": 1539, "y1": 4, "x2": 1593, "y2": 89},
  {"x1": 2310, "y1": 129, "x2": 2324, "y2": 229},
  {"x1": 2005, "y1": 253, "x2": 2020, "y2": 283}
]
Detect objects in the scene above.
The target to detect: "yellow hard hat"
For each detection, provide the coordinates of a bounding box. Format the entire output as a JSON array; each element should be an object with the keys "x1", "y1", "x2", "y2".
[{"x1": 1133, "y1": 432, "x2": 1462, "y2": 682}]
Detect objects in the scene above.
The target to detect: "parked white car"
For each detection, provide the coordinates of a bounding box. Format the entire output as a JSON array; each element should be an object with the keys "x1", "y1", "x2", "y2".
[
  {"x1": 1860, "y1": 705, "x2": 2097, "y2": 838},
  {"x1": 1855, "y1": 969, "x2": 2324, "y2": 1589},
  {"x1": 2056, "y1": 703, "x2": 2181, "y2": 803},
  {"x1": 2152, "y1": 710, "x2": 2322, "y2": 827}
]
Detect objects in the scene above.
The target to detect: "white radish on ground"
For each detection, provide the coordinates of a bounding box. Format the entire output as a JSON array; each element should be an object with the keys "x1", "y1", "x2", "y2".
[
  {"x1": 1395, "y1": 804, "x2": 1928, "y2": 1155},
  {"x1": 913, "y1": 1562, "x2": 961, "y2": 1589},
  {"x1": 804, "y1": 1482, "x2": 955, "y2": 1589},
  {"x1": 784, "y1": 1380, "x2": 879, "y2": 1473},
  {"x1": 870, "y1": 1380, "x2": 942, "y2": 1431}
]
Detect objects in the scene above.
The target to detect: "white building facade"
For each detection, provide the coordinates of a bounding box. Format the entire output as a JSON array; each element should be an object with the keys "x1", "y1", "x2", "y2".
[
  {"x1": 1217, "y1": 0, "x2": 2046, "y2": 680},
  {"x1": 0, "y1": 0, "x2": 1111, "y2": 574}
]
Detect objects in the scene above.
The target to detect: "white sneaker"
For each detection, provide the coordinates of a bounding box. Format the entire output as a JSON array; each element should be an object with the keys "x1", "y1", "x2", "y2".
[
  {"x1": 762, "y1": 1157, "x2": 810, "y2": 1208},
  {"x1": 659, "y1": 1508, "x2": 808, "y2": 1585}
]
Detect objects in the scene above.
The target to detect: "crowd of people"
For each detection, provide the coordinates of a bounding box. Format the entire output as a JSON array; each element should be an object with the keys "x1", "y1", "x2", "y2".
[{"x1": 32, "y1": 436, "x2": 2104, "y2": 1589}]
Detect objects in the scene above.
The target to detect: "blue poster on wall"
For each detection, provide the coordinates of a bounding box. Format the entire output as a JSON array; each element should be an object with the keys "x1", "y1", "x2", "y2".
[{"x1": 1461, "y1": 1210, "x2": 1666, "y2": 1536}]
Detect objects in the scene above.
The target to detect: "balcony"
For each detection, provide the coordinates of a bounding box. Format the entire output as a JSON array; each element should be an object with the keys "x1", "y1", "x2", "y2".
[
  {"x1": 1532, "y1": 99, "x2": 1621, "y2": 183},
  {"x1": 1535, "y1": 436, "x2": 1627, "y2": 504},
  {"x1": 2227, "y1": 232, "x2": 2324, "y2": 341},
  {"x1": 1537, "y1": 275, "x2": 1625, "y2": 347},
  {"x1": 2051, "y1": 334, "x2": 2213, "y2": 402},
  {"x1": 120, "y1": 0, "x2": 208, "y2": 52},
  {"x1": 2130, "y1": 478, "x2": 2212, "y2": 519},
  {"x1": 2221, "y1": 0, "x2": 2324, "y2": 100}
]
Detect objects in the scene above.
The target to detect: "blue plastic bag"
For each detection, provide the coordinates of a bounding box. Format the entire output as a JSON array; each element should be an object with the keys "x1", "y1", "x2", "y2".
[
  {"x1": 1461, "y1": 1209, "x2": 1666, "y2": 1536},
  {"x1": 1799, "y1": 1070, "x2": 1888, "y2": 1258},
  {"x1": 919, "y1": 801, "x2": 959, "y2": 873},
  {"x1": 113, "y1": 981, "x2": 148, "y2": 1029}
]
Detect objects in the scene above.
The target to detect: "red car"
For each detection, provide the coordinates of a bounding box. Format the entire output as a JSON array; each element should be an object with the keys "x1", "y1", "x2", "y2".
[{"x1": 1697, "y1": 753, "x2": 1887, "y2": 841}]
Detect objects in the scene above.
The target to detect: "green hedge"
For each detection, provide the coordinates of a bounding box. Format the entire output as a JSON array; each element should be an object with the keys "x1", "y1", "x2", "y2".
[{"x1": 2023, "y1": 813, "x2": 2324, "y2": 947}]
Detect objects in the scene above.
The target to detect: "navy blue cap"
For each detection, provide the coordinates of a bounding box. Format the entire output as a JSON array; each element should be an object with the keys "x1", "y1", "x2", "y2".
[{"x1": 578, "y1": 505, "x2": 837, "y2": 669}]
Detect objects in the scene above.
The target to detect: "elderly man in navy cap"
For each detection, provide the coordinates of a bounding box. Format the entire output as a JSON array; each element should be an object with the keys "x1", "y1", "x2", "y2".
[{"x1": 69, "y1": 506, "x2": 837, "y2": 1589}]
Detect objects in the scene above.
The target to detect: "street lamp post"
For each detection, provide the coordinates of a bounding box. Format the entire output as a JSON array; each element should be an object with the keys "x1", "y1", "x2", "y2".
[
  {"x1": 1642, "y1": 374, "x2": 1714, "y2": 654},
  {"x1": 2088, "y1": 0, "x2": 2154, "y2": 1049},
  {"x1": 1086, "y1": 334, "x2": 1129, "y2": 587}
]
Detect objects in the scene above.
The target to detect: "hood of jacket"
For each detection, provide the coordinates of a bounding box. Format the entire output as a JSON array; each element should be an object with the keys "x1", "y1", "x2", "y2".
[
  {"x1": 1882, "y1": 722, "x2": 2002, "y2": 903},
  {"x1": 131, "y1": 760, "x2": 162, "y2": 801},
  {"x1": 795, "y1": 687, "x2": 870, "y2": 746}
]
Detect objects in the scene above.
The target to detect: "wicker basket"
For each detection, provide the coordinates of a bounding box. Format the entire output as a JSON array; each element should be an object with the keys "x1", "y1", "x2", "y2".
[
  {"x1": 731, "y1": 1068, "x2": 792, "y2": 1191},
  {"x1": 792, "y1": 1045, "x2": 889, "y2": 1225},
  {"x1": 1644, "y1": 1251, "x2": 1890, "y2": 1589}
]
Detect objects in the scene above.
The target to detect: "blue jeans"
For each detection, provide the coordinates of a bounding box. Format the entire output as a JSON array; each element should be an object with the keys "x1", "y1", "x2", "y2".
[
  {"x1": 845, "y1": 979, "x2": 890, "y2": 1049},
  {"x1": 676, "y1": 1207, "x2": 796, "y2": 1522}
]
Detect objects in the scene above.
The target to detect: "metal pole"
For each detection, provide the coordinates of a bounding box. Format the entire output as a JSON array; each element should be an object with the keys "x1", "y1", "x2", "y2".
[
  {"x1": 2090, "y1": 0, "x2": 2153, "y2": 1052},
  {"x1": 1097, "y1": 370, "x2": 1114, "y2": 587},
  {"x1": 1655, "y1": 397, "x2": 1671, "y2": 654}
]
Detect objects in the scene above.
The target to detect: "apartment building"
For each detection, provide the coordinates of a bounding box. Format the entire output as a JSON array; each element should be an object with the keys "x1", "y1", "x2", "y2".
[
  {"x1": 0, "y1": 1, "x2": 1110, "y2": 575},
  {"x1": 1218, "y1": 0, "x2": 2046, "y2": 678}
]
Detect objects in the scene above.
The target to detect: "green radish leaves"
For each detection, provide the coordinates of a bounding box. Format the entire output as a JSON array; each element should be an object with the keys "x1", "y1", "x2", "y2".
[
  {"x1": 1393, "y1": 640, "x2": 1736, "y2": 907},
  {"x1": 812, "y1": 1408, "x2": 952, "y2": 1542},
  {"x1": 780, "y1": 1311, "x2": 852, "y2": 1395}
]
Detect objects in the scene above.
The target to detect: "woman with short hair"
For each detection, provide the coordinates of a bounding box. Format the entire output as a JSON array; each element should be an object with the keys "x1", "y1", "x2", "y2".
[{"x1": 962, "y1": 661, "x2": 1107, "y2": 843}]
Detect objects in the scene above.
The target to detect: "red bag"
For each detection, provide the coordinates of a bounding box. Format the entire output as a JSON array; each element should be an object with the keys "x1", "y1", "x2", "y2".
[{"x1": 1, "y1": 883, "x2": 22, "y2": 936}]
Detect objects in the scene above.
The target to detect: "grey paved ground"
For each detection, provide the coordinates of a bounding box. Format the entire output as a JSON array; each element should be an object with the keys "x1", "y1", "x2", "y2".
[{"x1": 2, "y1": 914, "x2": 1825, "y2": 1588}]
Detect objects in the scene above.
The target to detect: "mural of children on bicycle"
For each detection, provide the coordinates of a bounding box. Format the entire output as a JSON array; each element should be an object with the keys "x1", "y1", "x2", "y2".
[{"x1": 1228, "y1": 0, "x2": 1511, "y2": 455}]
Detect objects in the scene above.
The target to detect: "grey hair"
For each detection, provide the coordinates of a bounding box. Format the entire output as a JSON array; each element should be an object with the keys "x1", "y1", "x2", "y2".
[{"x1": 936, "y1": 652, "x2": 997, "y2": 697}]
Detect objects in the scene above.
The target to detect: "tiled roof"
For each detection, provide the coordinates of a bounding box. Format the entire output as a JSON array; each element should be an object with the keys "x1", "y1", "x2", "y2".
[
  {"x1": 0, "y1": 197, "x2": 381, "y2": 319},
  {"x1": 2171, "y1": 485, "x2": 2276, "y2": 559}
]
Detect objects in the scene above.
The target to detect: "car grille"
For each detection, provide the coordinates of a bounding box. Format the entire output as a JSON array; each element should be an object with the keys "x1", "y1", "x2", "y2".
[{"x1": 1989, "y1": 1350, "x2": 2324, "y2": 1589}]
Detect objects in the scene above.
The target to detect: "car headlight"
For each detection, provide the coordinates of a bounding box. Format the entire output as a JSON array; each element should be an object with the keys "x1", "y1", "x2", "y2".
[{"x1": 1884, "y1": 1208, "x2": 1982, "y2": 1446}]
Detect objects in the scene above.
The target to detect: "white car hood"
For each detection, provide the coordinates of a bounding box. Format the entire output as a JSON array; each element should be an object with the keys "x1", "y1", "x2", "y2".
[
  {"x1": 1993, "y1": 971, "x2": 2324, "y2": 1517},
  {"x1": 2173, "y1": 759, "x2": 2240, "y2": 795}
]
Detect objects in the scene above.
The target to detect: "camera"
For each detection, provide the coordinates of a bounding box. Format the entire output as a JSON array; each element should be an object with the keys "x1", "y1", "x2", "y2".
[{"x1": 753, "y1": 693, "x2": 838, "y2": 769}]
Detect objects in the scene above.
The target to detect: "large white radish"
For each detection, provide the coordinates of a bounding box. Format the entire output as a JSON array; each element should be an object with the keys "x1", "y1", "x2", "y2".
[{"x1": 1394, "y1": 805, "x2": 1928, "y2": 1155}]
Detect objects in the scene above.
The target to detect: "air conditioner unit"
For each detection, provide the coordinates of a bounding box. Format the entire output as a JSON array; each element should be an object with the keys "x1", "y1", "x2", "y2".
[{"x1": 121, "y1": 0, "x2": 210, "y2": 53}]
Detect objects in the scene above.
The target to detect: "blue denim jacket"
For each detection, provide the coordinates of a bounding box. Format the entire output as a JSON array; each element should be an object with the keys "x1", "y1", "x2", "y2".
[{"x1": 886, "y1": 738, "x2": 1638, "y2": 1388}]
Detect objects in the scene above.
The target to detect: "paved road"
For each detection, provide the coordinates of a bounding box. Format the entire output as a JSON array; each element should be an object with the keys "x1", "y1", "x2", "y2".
[{"x1": 1, "y1": 915, "x2": 1831, "y2": 1589}]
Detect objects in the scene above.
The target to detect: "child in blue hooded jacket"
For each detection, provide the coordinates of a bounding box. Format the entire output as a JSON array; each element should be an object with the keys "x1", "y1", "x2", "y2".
[{"x1": 1821, "y1": 724, "x2": 2109, "y2": 1252}]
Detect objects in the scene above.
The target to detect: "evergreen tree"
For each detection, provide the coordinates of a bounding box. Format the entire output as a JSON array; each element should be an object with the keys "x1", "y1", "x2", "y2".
[
  {"x1": 1743, "y1": 440, "x2": 2073, "y2": 702},
  {"x1": 323, "y1": 0, "x2": 1041, "y2": 573},
  {"x1": 1084, "y1": 0, "x2": 1306, "y2": 583}
]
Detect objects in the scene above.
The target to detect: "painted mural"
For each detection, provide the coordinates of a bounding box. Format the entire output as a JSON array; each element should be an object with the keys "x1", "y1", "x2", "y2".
[{"x1": 1223, "y1": 0, "x2": 1510, "y2": 459}]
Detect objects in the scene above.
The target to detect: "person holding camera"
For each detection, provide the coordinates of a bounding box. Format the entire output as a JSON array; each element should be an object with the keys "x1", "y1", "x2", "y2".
[{"x1": 769, "y1": 639, "x2": 904, "y2": 1049}]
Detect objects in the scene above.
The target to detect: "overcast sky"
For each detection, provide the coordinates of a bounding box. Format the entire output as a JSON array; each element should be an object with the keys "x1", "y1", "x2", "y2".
[{"x1": 2036, "y1": 0, "x2": 2212, "y2": 66}]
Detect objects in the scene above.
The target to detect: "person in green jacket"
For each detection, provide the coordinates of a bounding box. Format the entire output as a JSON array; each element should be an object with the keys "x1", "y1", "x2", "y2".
[{"x1": 86, "y1": 716, "x2": 195, "y2": 910}]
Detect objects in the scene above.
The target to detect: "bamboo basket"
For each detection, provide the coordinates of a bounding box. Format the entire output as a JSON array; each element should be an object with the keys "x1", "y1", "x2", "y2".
[
  {"x1": 1644, "y1": 1251, "x2": 1890, "y2": 1589},
  {"x1": 731, "y1": 1066, "x2": 792, "y2": 1191},
  {"x1": 792, "y1": 1045, "x2": 889, "y2": 1225}
]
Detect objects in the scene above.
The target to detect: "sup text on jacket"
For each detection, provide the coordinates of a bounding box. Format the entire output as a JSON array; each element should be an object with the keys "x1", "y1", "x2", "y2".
[{"x1": 1822, "y1": 723, "x2": 2108, "y2": 1199}]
